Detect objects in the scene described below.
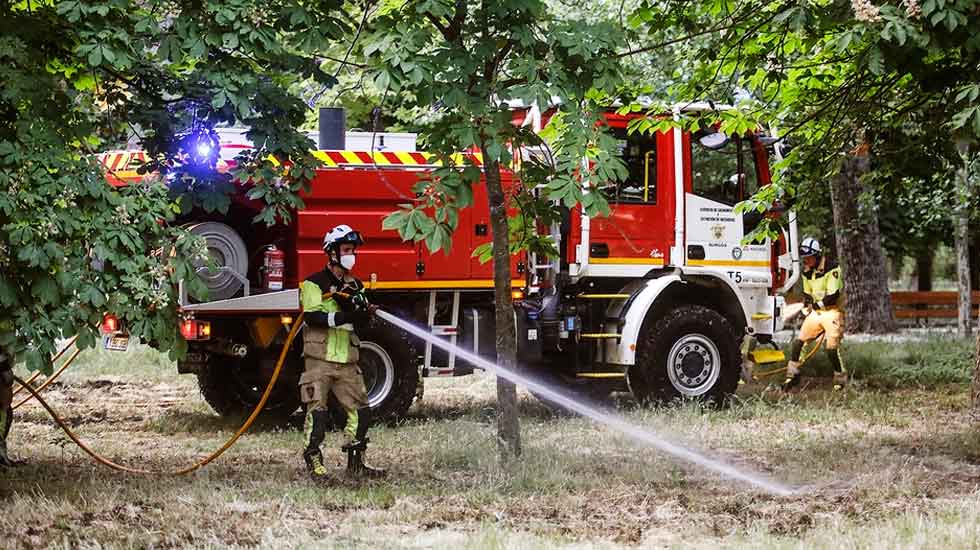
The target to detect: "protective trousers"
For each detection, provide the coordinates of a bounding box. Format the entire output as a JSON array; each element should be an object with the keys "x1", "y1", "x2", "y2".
[
  {"x1": 798, "y1": 308, "x2": 844, "y2": 351},
  {"x1": 786, "y1": 308, "x2": 847, "y2": 389},
  {"x1": 299, "y1": 357, "x2": 376, "y2": 477}
]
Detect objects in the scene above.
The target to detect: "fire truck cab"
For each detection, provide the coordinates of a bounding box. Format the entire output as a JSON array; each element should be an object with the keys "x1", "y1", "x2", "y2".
[{"x1": 512, "y1": 103, "x2": 799, "y2": 404}]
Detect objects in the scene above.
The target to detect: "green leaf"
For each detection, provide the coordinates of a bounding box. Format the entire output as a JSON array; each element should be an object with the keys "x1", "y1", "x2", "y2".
[
  {"x1": 374, "y1": 70, "x2": 390, "y2": 92},
  {"x1": 0, "y1": 277, "x2": 17, "y2": 307},
  {"x1": 31, "y1": 276, "x2": 59, "y2": 305},
  {"x1": 88, "y1": 46, "x2": 102, "y2": 67}
]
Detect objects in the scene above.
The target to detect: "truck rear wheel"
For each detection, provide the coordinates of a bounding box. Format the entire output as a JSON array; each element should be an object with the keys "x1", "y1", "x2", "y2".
[
  {"x1": 330, "y1": 325, "x2": 418, "y2": 424},
  {"x1": 628, "y1": 305, "x2": 739, "y2": 406},
  {"x1": 196, "y1": 347, "x2": 303, "y2": 419}
]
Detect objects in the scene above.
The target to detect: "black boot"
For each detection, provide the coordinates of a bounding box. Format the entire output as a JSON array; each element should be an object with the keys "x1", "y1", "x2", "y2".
[
  {"x1": 302, "y1": 410, "x2": 330, "y2": 480},
  {"x1": 342, "y1": 406, "x2": 385, "y2": 478},
  {"x1": 343, "y1": 439, "x2": 386, "y2": 479},
  {"x1": 781, "y1": 360, "x2": 803, "y2": 391},
  {"x1": 303, "y1": 448, "x2": 328, "y2": 479}
]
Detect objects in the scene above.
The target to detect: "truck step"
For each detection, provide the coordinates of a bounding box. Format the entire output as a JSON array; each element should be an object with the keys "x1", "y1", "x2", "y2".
[
  {"x1": 577, "y1": 293, "x2": 631, "y2": 299},
  {"x1": 580, "y1": 333, "x2": 622, "y2": 339}
]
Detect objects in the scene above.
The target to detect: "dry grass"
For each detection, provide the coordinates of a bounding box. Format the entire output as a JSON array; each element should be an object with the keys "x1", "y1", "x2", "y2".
[{"x1": 3, "y1": 340, "x2": 980, "y2": 549}]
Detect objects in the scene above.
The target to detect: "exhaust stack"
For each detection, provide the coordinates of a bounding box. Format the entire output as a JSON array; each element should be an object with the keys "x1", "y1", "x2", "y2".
[{"x1": 318, "y1": 107, "x2": 346, "y2": 150}]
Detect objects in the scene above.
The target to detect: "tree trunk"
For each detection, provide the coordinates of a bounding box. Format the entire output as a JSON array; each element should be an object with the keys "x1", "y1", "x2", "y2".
[
  {"x1": 916, "y1": 250, "x2": 934, "y2": 292},
  {"x1": 956, "y1": 215, "x2": 972, "y2": 337},
  {"x1": 481, "y1": 146, "x2": 521, "y2": 459},
  {"x1": 973, "y1": 252, "x2": 980, "y2": 420},
  {"x1": 829, "y1": 145, "x2": 897, "y2": 333},
  {"x1": 973, "y1": 329, "x2": 980, "y2": 415},
  {"x1": 956, "y1": 141, "x2": 973, "y2": 337},
  {"x1": 969, "y1": 240, "x2": 979, "y2": 292}
]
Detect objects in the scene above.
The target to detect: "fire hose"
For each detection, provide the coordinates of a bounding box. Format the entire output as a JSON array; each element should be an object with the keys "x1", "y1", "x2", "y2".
[
  {"x1": 11, "y1": 335, "x2": 79, "y2": 399},
  {"x1": 751, "y1": 333, "x2": 826, "y2": 380},
  {"x1": 12, "y1": 312, "x2": 305, "y2": 475},
  {"x1": 13, "y1": 346, "x2": 82, "y2": 410}
]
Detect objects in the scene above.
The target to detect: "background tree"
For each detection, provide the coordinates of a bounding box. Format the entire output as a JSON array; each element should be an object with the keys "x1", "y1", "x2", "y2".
[
  {"x1": 0, "y1": 0, "x2": 349, "y2": 370},
  {"x1": 363, "y1": 0, "x2": 625, "y2": 457},
  {"x1": 624, "y1": 0, "x2": 980, "y2": 332}
]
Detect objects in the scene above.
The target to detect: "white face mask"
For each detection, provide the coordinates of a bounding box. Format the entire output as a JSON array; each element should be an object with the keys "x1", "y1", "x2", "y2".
[{"x1": 339, "y1": 254, "x2": 356, "y2": 270}]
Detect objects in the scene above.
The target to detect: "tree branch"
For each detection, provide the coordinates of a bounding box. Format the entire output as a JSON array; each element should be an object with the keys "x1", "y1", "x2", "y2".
[
  {"x1": 613, "y1": 0, "x2": 787, "y2": 59},
  {"x1": 424, "y1": 13, "x2": 453, "y2": 41}
]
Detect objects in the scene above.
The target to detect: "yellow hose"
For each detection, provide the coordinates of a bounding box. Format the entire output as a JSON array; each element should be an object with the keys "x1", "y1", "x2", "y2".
[
  {"x1": 13, "y1": 347, "x2": 82, "y2": 410},
  {"x1": 12, "y1": 335, "x2": 79, "y2": 397},
  {"x1": 752, "y1": 334, "x2": 826, "y2": 380},
  {"x1": 13, "y1": 314, "x2": 304, "y2": 476}
]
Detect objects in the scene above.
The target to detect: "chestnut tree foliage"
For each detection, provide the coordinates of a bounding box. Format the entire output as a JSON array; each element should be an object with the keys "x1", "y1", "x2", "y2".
[{"x1": 0, "y1": 0, "x2": 348, "y2": 370}]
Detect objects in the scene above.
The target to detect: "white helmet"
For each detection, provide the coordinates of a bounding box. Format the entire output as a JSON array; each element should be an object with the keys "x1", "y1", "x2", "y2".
[
  {"x1": 322, "y1": 224, "x2": 364, "y2": 252},
  {"x1": 800, "y1": 236, "x2": 821, "y2": 258}
]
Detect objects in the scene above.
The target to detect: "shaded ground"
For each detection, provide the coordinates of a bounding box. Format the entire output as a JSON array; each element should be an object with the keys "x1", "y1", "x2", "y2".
[{"x1": 3, "y1": 343, "x2": 980, "y2": 548}]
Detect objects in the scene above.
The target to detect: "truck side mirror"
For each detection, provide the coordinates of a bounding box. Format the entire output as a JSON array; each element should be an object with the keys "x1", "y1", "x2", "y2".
[{"x1": 697, "y1": 131, "x2": 729, "y2": 150}]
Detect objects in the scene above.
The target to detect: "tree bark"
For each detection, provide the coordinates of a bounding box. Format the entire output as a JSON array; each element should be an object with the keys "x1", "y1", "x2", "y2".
[
  {"x1": 973, "y1": 252, "x2": 980, "y2": 419},
  {"x1": 973, "y1": 329, "x2": 980, "y2": 415},
  {"x1": 482, "y1": 145, "x2": 521, "y2": 459},
  {"x1": 956, "y1": 216, "x2": 972, "y2": 337},
  {"x1": 829, "y1": 144, "x2": 897, "y2": 333},
  {"x1": 916, "y1": 250, "x2": 934, "y2": 292},
  {"x1": 956, "y1": 141, "x2": 973, "y2": 337},
  {"x1": 969, "y1": 241, "x2": 979, "y2": 292}
]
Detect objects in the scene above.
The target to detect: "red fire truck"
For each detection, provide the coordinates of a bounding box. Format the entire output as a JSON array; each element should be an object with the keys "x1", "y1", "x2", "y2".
[{"x1": 99, "y1": 103, "x2": 800, "y2": 420}]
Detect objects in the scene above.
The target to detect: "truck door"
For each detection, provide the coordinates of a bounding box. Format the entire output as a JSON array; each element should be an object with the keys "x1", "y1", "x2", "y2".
[
  {"x1": 684, "y1": 132, "x2": 771, "y2": 285},
  {"x1": 580, "y1": 125, "x2": 676, "y2": 272}
]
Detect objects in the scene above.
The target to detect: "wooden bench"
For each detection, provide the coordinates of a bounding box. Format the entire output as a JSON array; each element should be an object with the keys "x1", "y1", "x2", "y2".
[{"x1": 890, "y1": 291, "x2": 980, "y2": 319}]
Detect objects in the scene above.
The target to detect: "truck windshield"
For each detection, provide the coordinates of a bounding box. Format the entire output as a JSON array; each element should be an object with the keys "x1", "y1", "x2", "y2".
[{"x1": 690, "y1": 134, "x2": 759, "y2": 206}]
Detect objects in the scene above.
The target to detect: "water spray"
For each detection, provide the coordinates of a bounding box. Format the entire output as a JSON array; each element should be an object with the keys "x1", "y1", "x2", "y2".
[{"x1": 375, "y1": 309, "x2": 796, "y2": 497}]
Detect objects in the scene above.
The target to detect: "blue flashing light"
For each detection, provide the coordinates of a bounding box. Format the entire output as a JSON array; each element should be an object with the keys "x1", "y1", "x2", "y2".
[
  {"x1": 179, "y1": 128, "x2": 220, "y2": 169},
  {"x1": 195, "y1": 140, "x2": 213, "y2": 160}
]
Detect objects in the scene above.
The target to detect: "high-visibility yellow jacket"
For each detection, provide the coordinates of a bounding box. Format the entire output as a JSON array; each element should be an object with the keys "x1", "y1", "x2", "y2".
[
  {"x1": 301, "y1": 270, "x2": 365, "y2": 364},
  {"x1": 802, "y1": 257, "x2": 843, "y2": 309}
]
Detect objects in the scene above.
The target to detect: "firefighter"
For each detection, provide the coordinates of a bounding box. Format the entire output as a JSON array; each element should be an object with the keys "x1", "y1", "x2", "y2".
[
  {"x1": 299, "y1": 224, "x2": 385, "y2": 480},
  {"x1": 783, "y1": 237, "x2": 847, "y2": 390},
  {"x1": 0, "y1": 347, "x2": 16, "y2": 467}
]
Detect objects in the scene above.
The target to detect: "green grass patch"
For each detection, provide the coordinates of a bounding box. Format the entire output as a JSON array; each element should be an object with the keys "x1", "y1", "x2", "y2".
[
  {"x1": 789, "y1": 336, "x2": 975, "y2": 388},
  {"x1": 13, "y1": 342, "x2": 180, "y2": 384}
]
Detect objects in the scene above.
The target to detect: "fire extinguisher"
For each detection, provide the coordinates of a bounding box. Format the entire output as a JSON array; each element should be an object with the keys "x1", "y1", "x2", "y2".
[{"x1": 263, "y1": 245, "x2": 285, "y2": 291}]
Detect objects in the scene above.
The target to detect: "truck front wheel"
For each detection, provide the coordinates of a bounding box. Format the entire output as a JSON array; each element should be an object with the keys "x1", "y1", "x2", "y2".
[{"x1": 628, "y1": 305, "x2": 740, "y2": 406}]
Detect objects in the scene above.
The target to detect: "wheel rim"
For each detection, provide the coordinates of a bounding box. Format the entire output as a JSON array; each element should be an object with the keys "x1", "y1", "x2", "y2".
[
  {"x1": 359, "y1": 341, "x2": 395, "y2": 409},
  {"x1": 666, "y1": 333, "x2": 721, "y2": 396}
]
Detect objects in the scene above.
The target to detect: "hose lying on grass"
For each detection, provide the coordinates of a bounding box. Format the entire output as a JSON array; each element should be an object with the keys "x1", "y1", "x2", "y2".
[
  {"x1": 12, "y1": 335, "x2": 79, "y2": 400},
  {"x1": 12, "y1": 313, "x2": 303, "y2": 475},
  {"x1": 752, "y1": 334, "x2": 825, "y2": 380}
]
